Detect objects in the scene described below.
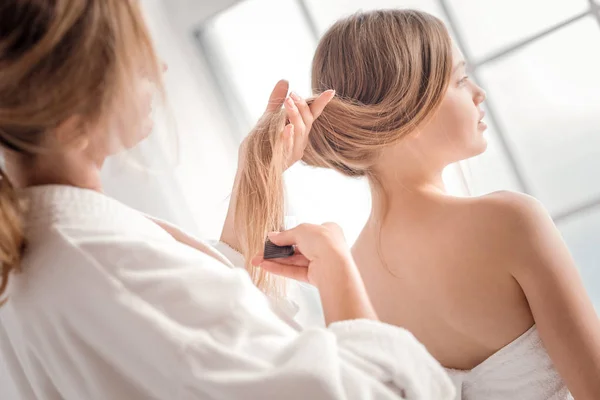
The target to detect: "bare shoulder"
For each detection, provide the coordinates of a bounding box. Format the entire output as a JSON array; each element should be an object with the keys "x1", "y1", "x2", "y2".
[
  {"x1": 436, "y1": 190, "x2": 549, "y2": 238},
  {"x1": 475, "y1": 191, "x2": 548, "y2": 217},
  {"x1": 472, "y1": 191, "x2": 551, "y2": 229},
  {"x1": 451, "y1": 191, "x2": 557, "y2": 258},
  {"x1": 467, "y1": 191, "x2": 564, "y2": 266}
]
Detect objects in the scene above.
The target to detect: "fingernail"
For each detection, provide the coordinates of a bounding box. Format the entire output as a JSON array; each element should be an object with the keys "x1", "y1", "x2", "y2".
[
  {"x1": 290, "y1": 92, "x2": 301, "y2": 102},
  {"x1": 267, "y1": 232, "x2": 280, "y2": 239},
  {"x1": 327, "y1": 90, "x2": 336, "y2": 97},
  {"x1": 285, "y1": 97, "x2": 295, "y2": 108}
]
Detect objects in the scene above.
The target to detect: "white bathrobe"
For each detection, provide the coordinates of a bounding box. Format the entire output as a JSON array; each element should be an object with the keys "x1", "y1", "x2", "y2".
[{"x1": 0, "y1": 185, "x2": 454, "y2": 400}]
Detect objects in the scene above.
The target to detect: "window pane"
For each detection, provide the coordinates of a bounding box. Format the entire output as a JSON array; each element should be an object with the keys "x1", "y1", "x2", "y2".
[
  {"x1": 447, "y1": 0, "x2": 590, "y2": 60},
  {"x1": 558, "y1": 206, "x2": 600, "y2": 312},
  {"x1": 304, "y1": 0, "x2": 444, "y2": 34},
  {"x1": 477, "y1": 18, "x2": 600, "y2": 215},
  {"x1": 200, "y1": 0, "x2": 316, "y2": 128}
]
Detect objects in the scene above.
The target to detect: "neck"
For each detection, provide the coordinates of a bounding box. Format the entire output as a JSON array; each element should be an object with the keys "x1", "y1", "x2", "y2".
[
  {"x1": 375, "y1": 157, "x2": 447, "y2": 194},
  {"x1": 368, "y1": 161, "x2": 447, "y2": 222},
  {"x1": 5, "y1": 149, "x2": 105, "y2": 192}
]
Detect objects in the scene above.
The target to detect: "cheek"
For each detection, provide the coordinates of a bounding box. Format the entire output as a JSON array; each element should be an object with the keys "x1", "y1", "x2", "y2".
[
  {"x1": 418, "y1": 92, "x2": 486, "y2": 159},
  {"x1": 439, "y1": 94, "x2": 477, "y2": 134}
]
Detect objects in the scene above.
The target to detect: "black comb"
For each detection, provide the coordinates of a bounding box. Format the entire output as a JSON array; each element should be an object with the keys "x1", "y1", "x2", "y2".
[{"x1": 263, "y1": 238, "x2": 295, "y2": 260}]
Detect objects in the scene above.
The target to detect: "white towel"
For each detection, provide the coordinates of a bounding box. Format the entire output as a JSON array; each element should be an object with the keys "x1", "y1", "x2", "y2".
[{"x1": 446, "y1": 325, "x2": 572, "y2": 399}]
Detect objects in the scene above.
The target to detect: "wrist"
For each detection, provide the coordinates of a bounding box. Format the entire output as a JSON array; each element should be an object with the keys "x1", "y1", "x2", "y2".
[
  {"x1": 312, "y1": 254, "x2": 360, "y2": 293},
  {"x1": 317, "y1": 263, "x2": 378, "y2": 325}
]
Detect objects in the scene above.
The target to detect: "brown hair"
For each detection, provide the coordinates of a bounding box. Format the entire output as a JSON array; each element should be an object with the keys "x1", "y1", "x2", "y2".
[
  {"x1": 235, "y1": 9, "x2": 453, "y2": 296},
  {"x1": 0, "y1": 0, "x2": 164, "y2": 302}
]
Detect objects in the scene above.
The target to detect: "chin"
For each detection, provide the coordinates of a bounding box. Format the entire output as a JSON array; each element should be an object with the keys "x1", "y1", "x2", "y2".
[
  {"x1": 138, "y1": 117, "x2": 155, "y2": 140},
  {"x1": 469, "y1": 137, "x2": 488, "y2": 158},
  {"x1": 121, "y1": 122, "x2": 154, "y2": 150},
  {"x1": 454, "y1": 136, "x2": 488, "y2": 162},
  {"x1": 477, "y1": 134, "x2": 488, "y2": 150},
  {"x1": 141, "y1": 121, "x2": 154, "y2": 140}
]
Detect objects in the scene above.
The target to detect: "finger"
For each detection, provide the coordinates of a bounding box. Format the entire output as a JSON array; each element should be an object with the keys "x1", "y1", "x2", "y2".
[
  {"x1": 284, "y1": 96, "x2": 304, "y2": 133},
  {"x1": 253, "y1": 255, "x2": 309, "y2": 267},
  {"x1": 284, "y1": 97, "x2": 305, "y2": 159},
  {"x1": 268, "y1": 254, "x2": 310, "y2": 267},
  {"x1": 284, "y1": 124, "x2": 294, "y2": 162},
  {"x1": 266, "y1": 230, "x2": 296, "y2": 247},
  {"x1": 265, "y1": 80, "x2": 289, "y2": 113},
  {"x1": 252, "y1": 248, "x2": 307, "y2": 267},
  {"x1": 251, "y1": 255, "x2": 264, "y2": 266},
  {"x1": 289, "y1": 92, "x2": 314, "y2": 157},
  {"x1": 309, "y1": 90, "x2": 336, "y2": 120},
  {"x1": 290, "y1": 92, "x2": 313, "y2": 132},
  {"x1": 267, "y1": 225, "x2": 311, "y2": 247},
  {"x1": 259, "y1": 261, "x2": 309, "y2": 283}
]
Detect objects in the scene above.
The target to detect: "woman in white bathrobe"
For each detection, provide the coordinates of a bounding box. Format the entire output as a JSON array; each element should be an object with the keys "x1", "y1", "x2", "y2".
[{"x1": 0, "y1": 1, "x2": 455, "y2": 399}]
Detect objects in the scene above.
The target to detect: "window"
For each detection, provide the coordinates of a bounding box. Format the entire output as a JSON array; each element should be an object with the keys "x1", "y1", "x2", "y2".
[
  {"x1": 446, "y1": 0, "x2": 590, "y2": 60},
  {"x1": 198, "y1": 0, "x2": 600, "y2": 310},
  {"x1": 197, "y1": 0, "x2": 316, "y2": 133},
  {"x1": 476, "y1": 18, "x2": 600, "y2": 215},
  {"x1": 303, "y1": 0, "x2": 444, "y2": 34},
  {"x1": 559, "y1": 206, "x2": 600, "y2": 311}
]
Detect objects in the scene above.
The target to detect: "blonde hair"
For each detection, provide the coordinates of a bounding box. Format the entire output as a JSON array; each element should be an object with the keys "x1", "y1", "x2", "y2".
[
  {"x1": 0, "y1": 0, "x2": 165, "y2": 302},
  {"x1": 235, "y1": 9, "x2": 453, "y2": 297}
]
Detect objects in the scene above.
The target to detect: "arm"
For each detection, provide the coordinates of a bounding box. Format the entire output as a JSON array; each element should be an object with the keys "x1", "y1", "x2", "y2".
[
  {"x1": 59, "y1": 237, "x2": 454, "y2": 400},
  {"x1": 500, "y1": 192, "x2": 600, "y2": 399}
]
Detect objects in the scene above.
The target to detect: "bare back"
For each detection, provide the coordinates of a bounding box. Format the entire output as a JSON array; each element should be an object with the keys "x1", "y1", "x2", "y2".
[{"x1": 352, "y1": 191, "x2": 535, "y2": 370}]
